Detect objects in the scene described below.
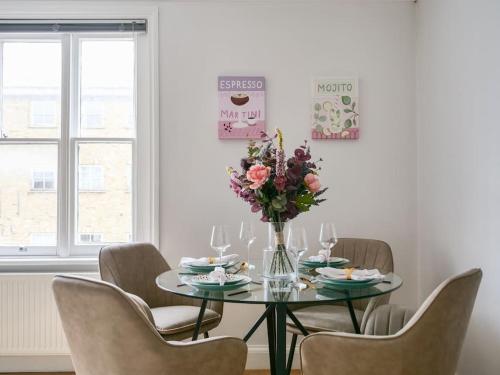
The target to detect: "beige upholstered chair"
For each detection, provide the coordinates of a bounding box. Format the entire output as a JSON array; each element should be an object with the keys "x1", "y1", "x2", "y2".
[
  {"x1": 300, "y1": 268, "x2": 482, "y2": 375},
  {"x1": 99, "y1": 243, "x2": 223, "y2": 340},
  {"x1": 287, "y1": 238, "x2": 394, "y2": 332},
  {"x1": 53, "y1": 275, "x2": 246, "y2": 375},
  {"x1": 285, "y1": 238, "x2": 393, "y2": 372}
]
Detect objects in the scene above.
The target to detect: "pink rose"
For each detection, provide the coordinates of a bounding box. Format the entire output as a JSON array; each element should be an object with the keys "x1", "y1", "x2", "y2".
[
  {"x1": 304, "y1": 173, "x2": 321, "y2": 193},
  {"x1": 246, "y1": 165, "x2": 271, "y2": 189}
]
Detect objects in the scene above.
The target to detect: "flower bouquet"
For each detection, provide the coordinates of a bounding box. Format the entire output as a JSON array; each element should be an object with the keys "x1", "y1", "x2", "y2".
[{"x1": 227, "y1": 129, "x2": 327, "y2": 279}]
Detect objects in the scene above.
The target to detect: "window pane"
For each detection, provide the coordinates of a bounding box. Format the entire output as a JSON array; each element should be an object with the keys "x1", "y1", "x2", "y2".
[
  {"x1": 1, "y1": 42, "x2": 61, "y2": 138},
  {"x1": 0, "y1": 144, "x2": 58, "y2": 247},
  {"x1": 79, "y1": 40, "x2": 135, "y2": 138},
  {"x1": 77, "y1": 143, "x2": 132, "y2": 244}
]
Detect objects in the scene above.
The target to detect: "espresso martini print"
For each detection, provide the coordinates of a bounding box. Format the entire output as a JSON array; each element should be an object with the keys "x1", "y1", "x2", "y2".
[{"x1": 218, "y1": 76, "x2": 266, "y2": 139}]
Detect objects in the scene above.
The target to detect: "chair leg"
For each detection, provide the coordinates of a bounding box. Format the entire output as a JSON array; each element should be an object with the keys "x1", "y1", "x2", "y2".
[
  {"x1": 286, "y1": 334, "x2": 298, "y2": 375},
  {"x1": 203, "y1": 331, "x2": 209, "y2": 339}
]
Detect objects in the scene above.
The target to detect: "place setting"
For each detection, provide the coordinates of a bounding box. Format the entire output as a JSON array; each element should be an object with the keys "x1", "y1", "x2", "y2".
[
  {"x1": 314, "y1": 267, "x2": 387, "y2": 290},
  {"x1": 177, "y1": 223, "x2": 260, "y2": 293}
]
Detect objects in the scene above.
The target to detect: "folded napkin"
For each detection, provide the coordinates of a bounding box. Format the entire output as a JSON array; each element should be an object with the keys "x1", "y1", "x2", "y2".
[
  {"x1": 179, "y1": 254, "x2": 239, "y2": 267},
  {"x1": 317, "y1": 267, "x2": 385, "y2": 281},
  {"x1": 209, "y1": 267, "x2": 228, "y2": 286},
  {"x1": 307, "y1": 249, "x2": 330, "y2": 262}
]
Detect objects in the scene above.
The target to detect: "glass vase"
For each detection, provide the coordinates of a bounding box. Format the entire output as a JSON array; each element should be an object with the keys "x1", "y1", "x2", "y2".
[{"x1": 263, "y1": 221, "x2": 294, "y2": 280}]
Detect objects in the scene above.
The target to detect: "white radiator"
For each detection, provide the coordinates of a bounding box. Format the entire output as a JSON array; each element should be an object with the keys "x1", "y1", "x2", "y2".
[{"x1": 0, "y1": 273, "x2": 98, "y2": 355}]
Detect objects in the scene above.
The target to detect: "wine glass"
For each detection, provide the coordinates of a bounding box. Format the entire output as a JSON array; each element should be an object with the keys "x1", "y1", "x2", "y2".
[
  {"x1": 210, "y1": 225, "x2": 231, "y2": 263},
  {"x1": 239, "y1": 221, "x2": 256, "y2": 270},
  {"x1": 319, "y1": 222, "x2": 337, "y2": 267},
  {"x1": 287, "y1": 226, "x2": 308, "y2": 283}
]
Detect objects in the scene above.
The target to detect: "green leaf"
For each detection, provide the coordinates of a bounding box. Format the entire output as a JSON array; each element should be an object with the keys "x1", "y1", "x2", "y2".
[
  {"x1": 352, "y1": 102, "x2": 356, "y2": 110},
  {"x1": 314, "y1": 113, "x2": 319, "y2": 119},
  {"x1": 344, "y1": 119, "x2": 352, "y2": 128},
  {"x1": 318, "y1": 115, "x2": 327, "y2": 122},
  {"x1": 296, "y1": 203, "x2": 310, "y2": 213},
  {"x1": 315, "y1": 124, "x2": 323, "y2": 132},
  {"x1": 353, "y1": 118, "x2": 357, "y2": 126},
  {"x1": 314, "y1": 103, "x2": 321, "y2": 111},
  {"x1": 336, "y1": 109, "x2": 340, "y2": 116},
  {"x1": 344, "y1": 109, "x2": 352, "y2": 113},
  {"x1": 296, "y1": 193, "x2": 316, "y2": 206},
  {"x1": 342, "y1": 96, "x2": 351, "y2": 105}
]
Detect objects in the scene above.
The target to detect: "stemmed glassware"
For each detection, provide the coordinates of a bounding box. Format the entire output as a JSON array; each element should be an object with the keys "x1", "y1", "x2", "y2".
[
  {"x1": 319, "y1": 222, "x2": 337, "y2": 267},
  {"x1": 210, "y1": 225, "x2": 231, "y2": 263},
  {"x1": 239, "y1": 221, "x2": 256, "y2": 270},
  {"x1": 287, "y1": 225, "x2": 308, "y2": 284}
]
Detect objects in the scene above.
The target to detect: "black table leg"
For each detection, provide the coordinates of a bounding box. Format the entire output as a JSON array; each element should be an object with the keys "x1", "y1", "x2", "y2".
[
  {"x1": 275, "y1": 304, "x2": 287, "y2": 375},
  {"x1": 346, "y1": 300, "x2": 361, "y2": 334},
  {"x1": 266, "y1": 304, "x2": 277, "y2": 375},
  {"x1": 244, "y1": 304, "x2": 274, "y2": 342},
  {"x1": 286, "y1": 333, "x2": 297, "y2": 375},
  {"x1": 192, "y1": 299, "x2": 208, "y2": 341}
]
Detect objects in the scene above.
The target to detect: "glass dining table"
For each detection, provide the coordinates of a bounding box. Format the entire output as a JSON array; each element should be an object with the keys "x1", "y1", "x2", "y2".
[{"x1": 156, "y1": 267, "x2": 403, "y2": 375}]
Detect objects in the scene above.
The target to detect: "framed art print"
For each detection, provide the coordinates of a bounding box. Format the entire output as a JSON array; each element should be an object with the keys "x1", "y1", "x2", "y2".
[
  {"x1": 311, "y1": 77, "x2": 359, "y2": 140},
  {"x1": 218, "y1": 76, "x2": 266, "y2": 139}
]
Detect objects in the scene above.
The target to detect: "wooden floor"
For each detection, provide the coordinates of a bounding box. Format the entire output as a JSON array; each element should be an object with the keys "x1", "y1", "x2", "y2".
[{"x1": 1, "y1": 372, "x2": 300, "y2": 375}]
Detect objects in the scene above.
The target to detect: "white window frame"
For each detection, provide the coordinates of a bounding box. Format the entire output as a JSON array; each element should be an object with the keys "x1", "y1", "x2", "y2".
[{"x1": 0, "y1": 6, "x2": 159, "y2": 260}]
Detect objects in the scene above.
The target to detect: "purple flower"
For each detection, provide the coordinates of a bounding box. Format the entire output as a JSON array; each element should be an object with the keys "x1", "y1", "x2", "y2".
[{"x1": 294, "y1": 148, "x2": 311, "y2": 162}]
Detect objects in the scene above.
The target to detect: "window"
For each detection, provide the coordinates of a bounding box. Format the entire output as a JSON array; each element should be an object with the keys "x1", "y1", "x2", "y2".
[
  {"x1": 32, "y1": 170, "x2": 56, "y2": 191},
  {"x1": 30, "y1": 233, "x2": 57, "y2": 246},
  {"x1": 0, "y1": 16, "x2": 157, "y2": 258},
  {"x1": 79, "y1": 233, "x2": 102, "y2": 244},
  {"x1": 78, "y1": 165, "x2": 104, "y2": 191},
  {"x1": 30, "y1": 100, "x2": 58, "y2": 128},
  {"x1": 81, "y1": 100, "x2": 104, "y2": 129}
]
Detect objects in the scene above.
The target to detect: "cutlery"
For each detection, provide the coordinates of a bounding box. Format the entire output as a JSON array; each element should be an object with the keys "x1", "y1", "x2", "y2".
[
  {"x1": 300, "y1": 277, "x2": 317, "y2": 289},
  {"x1": 227, "y1": 290, "x2": 249, "y2": 297}
]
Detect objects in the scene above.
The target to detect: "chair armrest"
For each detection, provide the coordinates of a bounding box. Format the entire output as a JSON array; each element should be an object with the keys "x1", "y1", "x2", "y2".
[
  {"x1": 300, "y1": 332, "x2": 403, "y2": 375},
  {"x1": 363, "y1": 304, "x2": 415, "y2": 335},
  {"x1": 166, "y1": 336, "x2": 247, "y2": 375}
]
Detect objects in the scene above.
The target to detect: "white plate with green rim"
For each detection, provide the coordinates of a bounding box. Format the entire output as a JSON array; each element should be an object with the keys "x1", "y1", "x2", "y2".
[
  {"x1": 189, "y1": 274, "x2": 246, "y2": 285},
  {"x1": 317, "y1": 275, "x2": 383, "y2": 289},
  {"x1": 185, "y1": 276, "x2": 251, "y2": 291},
  {"x1": 301, "y1": 257, "x2": 349, "y2": 268},
  {"x1": 184, "y1": 261, "x2": 238, "y2": 273}
]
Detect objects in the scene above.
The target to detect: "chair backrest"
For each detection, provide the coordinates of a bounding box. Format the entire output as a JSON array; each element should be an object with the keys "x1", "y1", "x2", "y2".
[
  {"x1": 52, "y1": 275, "x2": 168, "y2": 375},
  {"x1": 399, "y1": 268, "x2": 482, "y2": 374},
  {"x1": 333, "y1": 238, "x2": 394, "y2": 310},
  {"x1": 99, "y1": 243, "x2": 171, "y2": 308}
]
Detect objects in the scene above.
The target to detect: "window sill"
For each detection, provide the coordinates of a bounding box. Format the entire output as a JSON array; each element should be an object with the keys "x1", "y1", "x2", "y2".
[{"x1": 0, "y1": 256, "x2": 99, "y2": 273}]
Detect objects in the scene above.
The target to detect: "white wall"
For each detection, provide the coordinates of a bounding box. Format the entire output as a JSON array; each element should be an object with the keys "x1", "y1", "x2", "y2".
[
  {"x1": 159, "y1": 0, "x2": 417, "y2": 347},
  {"x1": 416, "y1": 0, "x2": 500, "y2": 373}
]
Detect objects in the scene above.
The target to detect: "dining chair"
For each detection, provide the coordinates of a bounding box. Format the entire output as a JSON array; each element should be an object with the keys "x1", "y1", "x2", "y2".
[
  {"x1": 52, "y1": 275, "x2": 247, "y2": 375},
  {"x1": 99, "y1": 242, "x2": 223, "y2": 340},
  {"x1": 300, "y1": 268, "x2": 482, "y2": 375},
  {"x1": 285, "y1": 238, "x2": 394, "y2": 371}
]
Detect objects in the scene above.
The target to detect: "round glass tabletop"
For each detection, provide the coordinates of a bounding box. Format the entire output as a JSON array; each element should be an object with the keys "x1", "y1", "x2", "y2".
[{"x1": 156, "y1": 268, "x2": 403, "y2": 305}]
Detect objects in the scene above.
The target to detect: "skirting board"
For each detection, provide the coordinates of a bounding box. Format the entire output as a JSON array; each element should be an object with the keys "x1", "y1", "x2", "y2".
[{"x1": 0, "y1": 345, "x2": 300, "y2": 372}]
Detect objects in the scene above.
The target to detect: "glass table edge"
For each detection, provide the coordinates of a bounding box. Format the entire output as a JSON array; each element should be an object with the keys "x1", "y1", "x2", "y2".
[{"x1": 155, "y1": 269, "x2": 404, "y2": 305}]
